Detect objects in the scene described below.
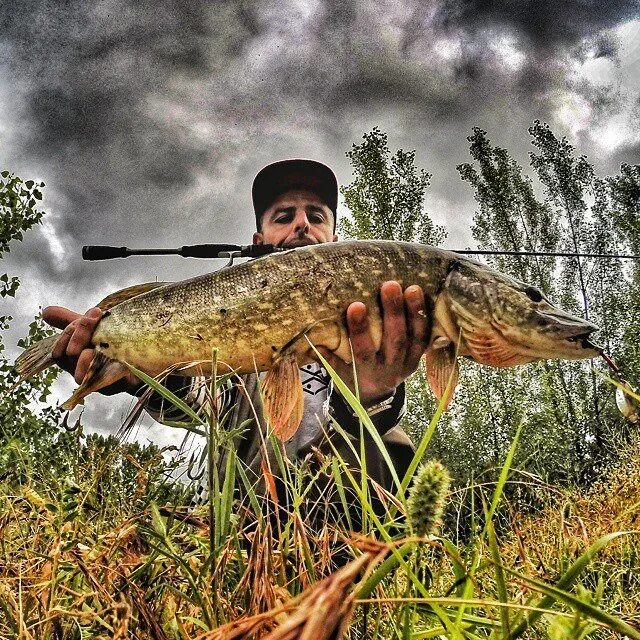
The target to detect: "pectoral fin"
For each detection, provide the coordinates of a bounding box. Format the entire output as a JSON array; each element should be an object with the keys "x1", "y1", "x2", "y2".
[
  {"x1": 62, "y1": 352, "x2": 129, "y2": 410},
  {"x1": 262, "y1": 352, "x2": 304, "y2": 441},
  {"x1": 423, "y1": 344, "x2": 459, "y2": 410}
]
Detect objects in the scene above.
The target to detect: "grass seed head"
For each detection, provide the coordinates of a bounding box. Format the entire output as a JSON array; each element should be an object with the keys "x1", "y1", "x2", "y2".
[{"x1": 407, "y1": 459, "x2": 450, "y2": 537}]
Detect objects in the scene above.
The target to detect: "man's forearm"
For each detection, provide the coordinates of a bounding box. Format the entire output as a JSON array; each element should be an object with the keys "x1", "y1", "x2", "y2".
[{"x1": 329, "y1": 382, "x2": 406, "y2": 437}]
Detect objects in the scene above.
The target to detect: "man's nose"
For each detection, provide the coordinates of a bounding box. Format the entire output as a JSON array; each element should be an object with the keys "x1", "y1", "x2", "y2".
[{"x1": 293, "y1": 210, "x2": 311, "y2": 232}]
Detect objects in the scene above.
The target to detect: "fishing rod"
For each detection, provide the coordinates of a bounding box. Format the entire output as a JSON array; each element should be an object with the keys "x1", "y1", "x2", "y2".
[
  {"x1": 82, "y1": 244, "x2": 640, "y2": 262},
  {"x1": 82, "y1": 243, "x2": 283, "y2": 261}
]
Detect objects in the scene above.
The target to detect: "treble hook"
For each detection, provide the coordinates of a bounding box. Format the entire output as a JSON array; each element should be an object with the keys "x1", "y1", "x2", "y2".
[{"x1": 62, "y1": 410, "x2": 84, "y2": 432}]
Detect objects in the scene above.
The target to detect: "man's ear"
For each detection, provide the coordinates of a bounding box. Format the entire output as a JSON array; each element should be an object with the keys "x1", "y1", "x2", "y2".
[
  {"x1": 332, "y1": 234, "x2": 338, "y2": 242},
  {"x1": 253, "y1": 231, "x2": 264, "y2": 245}
]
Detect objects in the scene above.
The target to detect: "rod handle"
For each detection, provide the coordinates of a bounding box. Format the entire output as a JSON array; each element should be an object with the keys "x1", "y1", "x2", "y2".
[
  {"x1": 82, "y1": 245, "x2": 128, "y2": 260},
  {"x1": 180, "y1": 244, "x2": 239, "y2": 258}
]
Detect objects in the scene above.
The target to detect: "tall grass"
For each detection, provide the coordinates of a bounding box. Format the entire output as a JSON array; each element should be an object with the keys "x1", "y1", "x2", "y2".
[{"x1": 0, "y1": 362, "x2": 638, "y2": 639}]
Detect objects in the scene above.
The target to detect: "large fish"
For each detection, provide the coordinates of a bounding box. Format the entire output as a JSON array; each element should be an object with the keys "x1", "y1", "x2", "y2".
[{"x1": 15, "y1": 241, "x2": 601, "y2": 439}]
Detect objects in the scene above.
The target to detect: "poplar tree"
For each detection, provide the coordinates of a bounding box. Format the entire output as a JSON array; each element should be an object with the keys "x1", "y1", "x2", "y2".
[
  {"x1": 457, "y1": 125, "x2": 635, "y2": 484},
  {"x1": 341, "y1": 126, "x2": 638, "y2": 487},
  {"x1": 340, "y1": 127, "x2": 445, "y2": 245},
  {"x1": 607, "y1": 164, "x2": 640, "y2": 388},
  {"x1": 455, "y1": 129, "x2": 572, "y2": 483}
]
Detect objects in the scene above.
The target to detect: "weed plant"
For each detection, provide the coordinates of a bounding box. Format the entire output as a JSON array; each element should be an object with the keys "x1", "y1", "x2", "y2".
[{"x1": 0, "y1": 358, "x2": 638, "y2": 639}]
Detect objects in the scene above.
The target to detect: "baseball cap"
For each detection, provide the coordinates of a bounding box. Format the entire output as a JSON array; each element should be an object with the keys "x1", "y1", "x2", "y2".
[{"x1": 252, "y1": 159, "x2": 338, "y2": 229}]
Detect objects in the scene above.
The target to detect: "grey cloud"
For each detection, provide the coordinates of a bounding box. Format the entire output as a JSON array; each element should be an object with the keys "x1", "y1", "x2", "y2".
[{"x1": 431, "y1": 0, "x2": 639, "y2": 53}]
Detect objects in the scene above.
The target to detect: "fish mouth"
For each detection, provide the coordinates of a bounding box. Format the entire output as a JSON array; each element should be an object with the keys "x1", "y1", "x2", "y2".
[
  {"x1": 537, "y1": 310, "x2": 601, "y2": 357},
  {"x1": 566, "y1": 333, "x2": 602, "y2": 351},
  {"x1": 559, "y1": 317, "x2": 602, "y2": 353}
]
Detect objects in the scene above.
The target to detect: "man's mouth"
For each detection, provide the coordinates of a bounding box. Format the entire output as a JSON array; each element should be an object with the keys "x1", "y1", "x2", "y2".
[{"x1": 280, "y1": 237, "x2": 318, "y2": 249}]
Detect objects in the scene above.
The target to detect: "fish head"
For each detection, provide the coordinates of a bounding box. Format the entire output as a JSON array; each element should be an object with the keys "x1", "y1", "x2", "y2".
[{"x1": 441, "y1": 259, "x2": 601, "y2": 367}]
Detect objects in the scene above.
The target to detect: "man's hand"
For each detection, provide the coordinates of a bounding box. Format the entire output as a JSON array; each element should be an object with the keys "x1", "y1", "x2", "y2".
[
  {"x1": 42, "y1": 306, "x2": 138, "y2": 392},
  {"x1": 318, "y1": 281, "x2": 432, "y2": 407}
]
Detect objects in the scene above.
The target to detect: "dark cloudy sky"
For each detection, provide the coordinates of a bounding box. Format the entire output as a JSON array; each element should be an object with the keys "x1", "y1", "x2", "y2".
[{"x1": 1, "y1": 0, "x2": 639, "y2": 441}]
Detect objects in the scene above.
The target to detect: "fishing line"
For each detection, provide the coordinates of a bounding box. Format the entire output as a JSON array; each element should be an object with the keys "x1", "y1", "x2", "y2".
[{"x1": 451, "y1": 249, "x2": 640, "y2": 260}]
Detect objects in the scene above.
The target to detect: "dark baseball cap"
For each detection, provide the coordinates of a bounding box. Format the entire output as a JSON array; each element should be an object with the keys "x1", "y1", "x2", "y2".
[{"x1": 252, "y1": 159, "x2": 338, "y2": 229}]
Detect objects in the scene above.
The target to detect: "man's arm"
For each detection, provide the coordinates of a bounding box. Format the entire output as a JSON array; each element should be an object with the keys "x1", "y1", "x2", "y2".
[
  {"x1": 329, "y1": 379, "x2": 407, "y2": 437},
  {"x1": 320, "y1": 281, "x2": 430, "y2": 437}
]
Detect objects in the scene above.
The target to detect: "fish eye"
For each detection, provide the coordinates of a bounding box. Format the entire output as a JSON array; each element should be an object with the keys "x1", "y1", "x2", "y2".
[{"x1": 524, "y1": 287, "x2": 543, "y2": 303}]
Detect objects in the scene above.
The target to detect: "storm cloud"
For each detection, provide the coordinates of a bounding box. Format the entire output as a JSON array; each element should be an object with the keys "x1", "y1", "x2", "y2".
[{"x1": 1, "y1": 0, "x2": 638, "y2": 431}]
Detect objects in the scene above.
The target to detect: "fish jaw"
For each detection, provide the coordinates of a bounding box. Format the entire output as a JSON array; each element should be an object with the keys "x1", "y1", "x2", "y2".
[
  {"x1": 443, "y1": 260, "x2": 601, "y2": 367},
  {"x1": 481, "y1": 310, "x2": 600, "y2": 364}
]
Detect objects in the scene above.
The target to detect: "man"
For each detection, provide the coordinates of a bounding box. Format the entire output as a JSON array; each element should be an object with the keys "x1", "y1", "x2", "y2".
[{"x1": 43, "y1": 159, "x2": 431, "y2": 522}]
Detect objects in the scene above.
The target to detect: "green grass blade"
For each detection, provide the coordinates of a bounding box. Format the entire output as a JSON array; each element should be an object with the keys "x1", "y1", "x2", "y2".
[
  {"x1": 504, "y1": 565, "x2": 640, "y2": 640},
  {"x1": 486, "y1": 421, "x2": 523, "y2": 528},
  {"x1": 507, "y1": 530, "x2": 636, "y2": 638},
  {"x1": 124, "y1": 363, "x2": 206, "y2": 426},
  {"x1": 399, "y1": 382, "x2": 451, "y2": 497},
  {"x1": 487, "y1": 519, "x2": 510, "y2": 637},
  {"x1": 357, "y1": 541, "x2": 415, "y2": 598},
  {"x1": 330, "y1": 455, "x2": 354, "y2": 531},
  {"x1": 219, "y1": 447, "x2": 236, "y2": 544},
  {"x1": 234, "y1": 461, "x2": 264, "y2": 533},
  {"x1": 308, "y1": 342, "x2": 403, "y2": 496}
]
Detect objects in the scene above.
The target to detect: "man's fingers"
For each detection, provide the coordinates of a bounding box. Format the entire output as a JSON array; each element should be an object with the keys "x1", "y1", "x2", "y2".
[
  {"x1": 67, "y1": 308, "x2": 102, "y2": 357},
  {"x1": 52, "y1": 324, "x2": 75, "y2": 362},
  {"x1": 42, "y1": 306, "x2": 81, "y2": 330},
  {"x1": 345, "y1": 302, "x2": 376, "y2": 361},
  {"x1": 404, "y1": 285, "x2": 430, "y2": 365},
  {"x1": 380, "y1": 281, "x2": 407, "y2": 363},
  {"x1": 52, "y1": 327, "x2": 71, "y2": 360},
  {"x1": 75, "y1": 349, "x2": 95, "y2": 384}
]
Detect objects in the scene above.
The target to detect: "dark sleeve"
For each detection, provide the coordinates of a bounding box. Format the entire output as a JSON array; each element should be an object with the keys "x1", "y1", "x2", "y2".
[
  {"x1": 140, "y1": 375, "x2": 210, "y2": 423},
  {"x1": 328, "y1": 382, "x2": 406, "y2": 437}
]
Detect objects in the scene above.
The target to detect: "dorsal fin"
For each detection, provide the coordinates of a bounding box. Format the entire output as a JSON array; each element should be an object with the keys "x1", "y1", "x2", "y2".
[{"x1": 96, "y1": 282, "x2": 172, "y2": 310}]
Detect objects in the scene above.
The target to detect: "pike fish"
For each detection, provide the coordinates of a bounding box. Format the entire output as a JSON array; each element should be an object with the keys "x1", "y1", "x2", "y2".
[{"x1": 15, "y1": 241, "x2": 601, "y2": 439}]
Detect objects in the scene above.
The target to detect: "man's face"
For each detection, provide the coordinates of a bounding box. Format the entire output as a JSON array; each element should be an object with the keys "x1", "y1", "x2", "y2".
[{"x1": 253, "y1": 189, "x2": 338, "y2": 248}]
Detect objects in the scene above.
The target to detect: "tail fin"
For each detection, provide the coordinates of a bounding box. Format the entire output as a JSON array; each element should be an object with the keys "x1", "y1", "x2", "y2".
[
  {"x1": 62, "y1": 352, "x2": 129, "y2": 410},
  {"x1": 13, "y1": 334, "x2": 59, "y2": 385}
]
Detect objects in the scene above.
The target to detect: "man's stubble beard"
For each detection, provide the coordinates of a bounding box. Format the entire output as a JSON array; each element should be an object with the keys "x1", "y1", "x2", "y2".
[{"x1": 279, "y1": 233, "x2": 322, "y2": 249}]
